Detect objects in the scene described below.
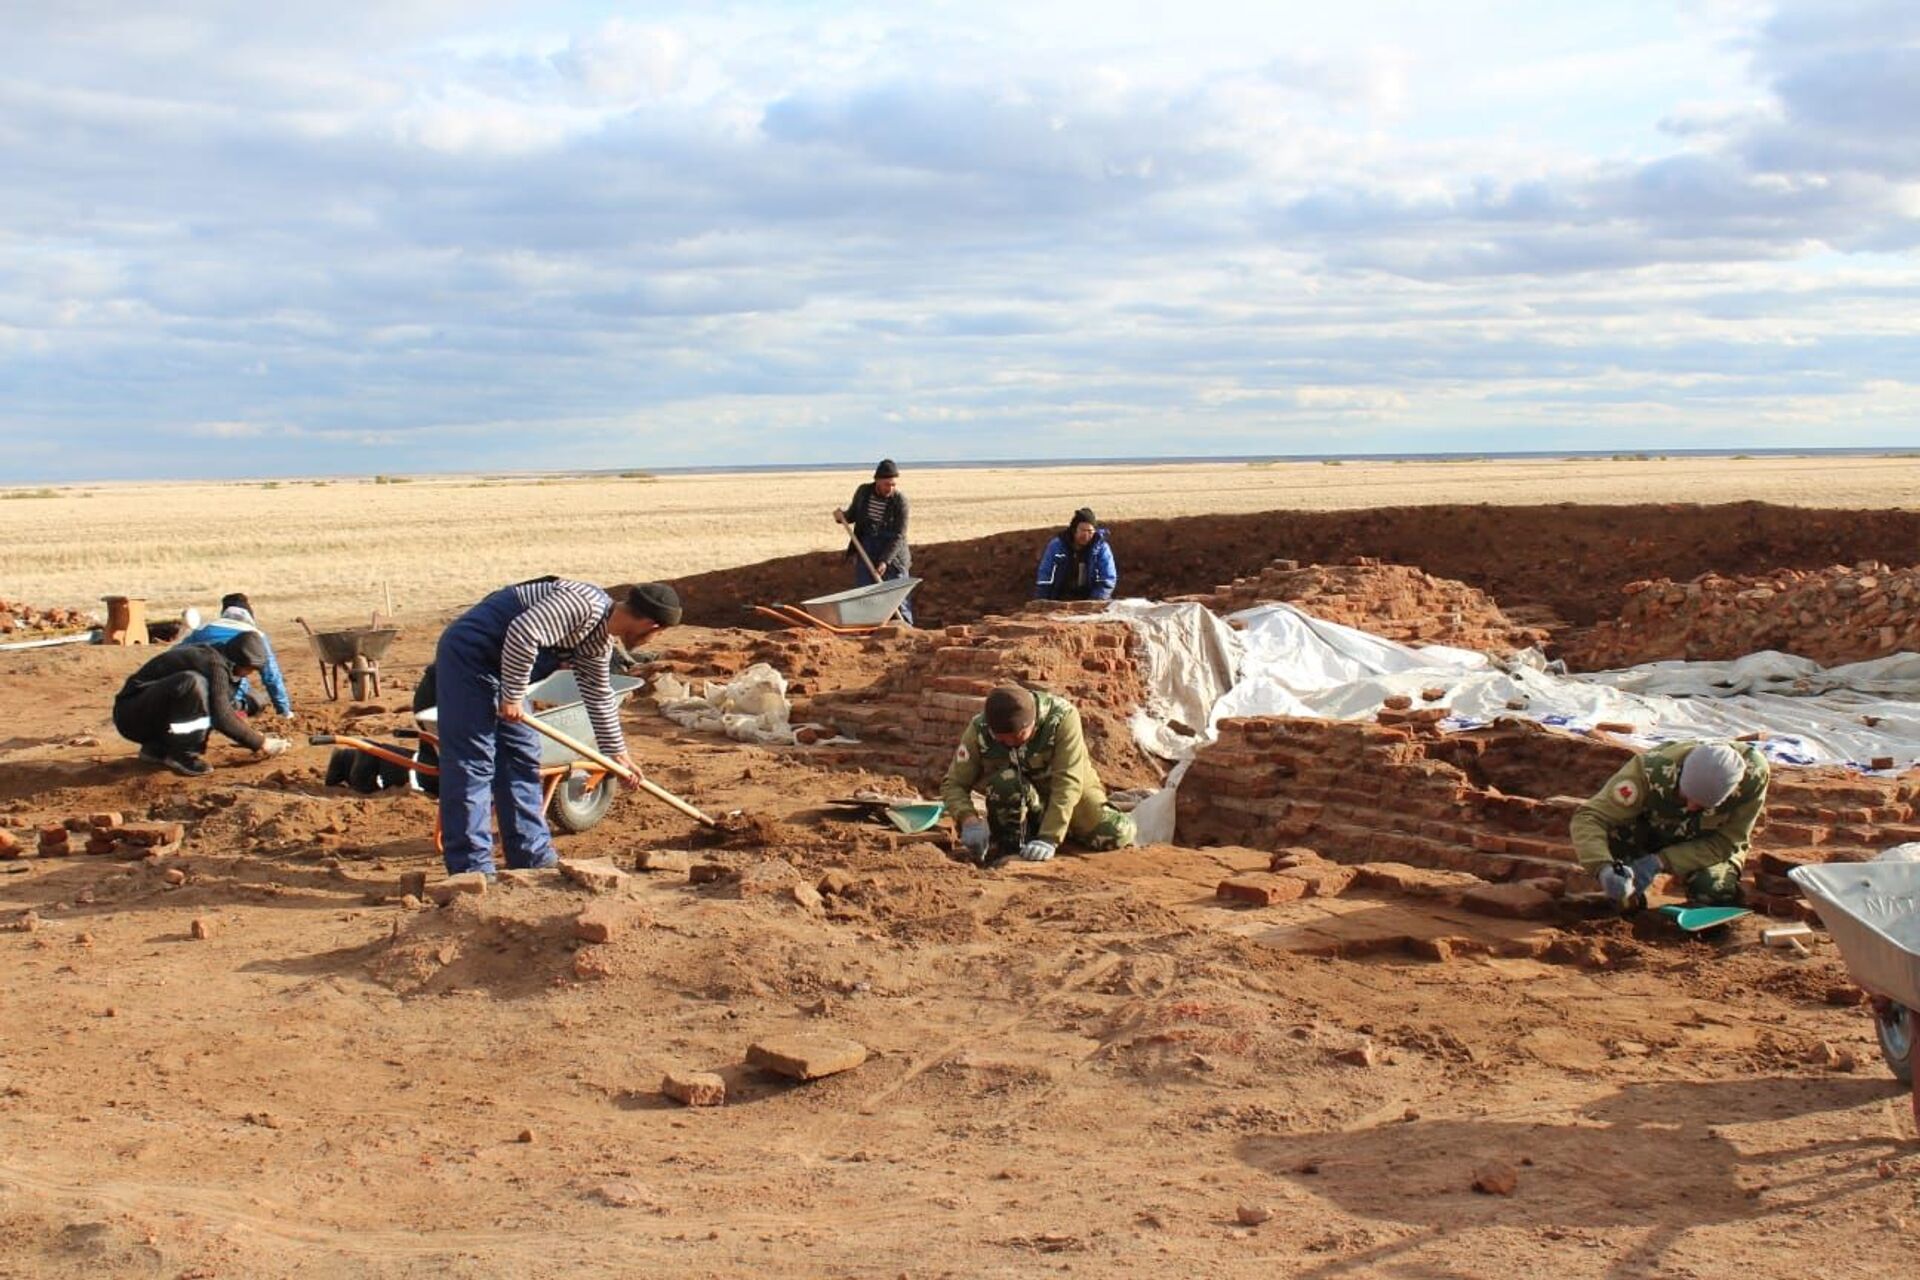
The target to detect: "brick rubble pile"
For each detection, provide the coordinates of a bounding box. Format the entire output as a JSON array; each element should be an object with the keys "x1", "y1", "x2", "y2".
[
  {"x1": 1565, "y1": 561, "x2": 1920, "y2": 669},
  {"x1": 0, "y1": 598, "x2": 96, "y2": 637},
  {"x1": 1185, "y1": 558, "x2": 1549, "y2": 653}
]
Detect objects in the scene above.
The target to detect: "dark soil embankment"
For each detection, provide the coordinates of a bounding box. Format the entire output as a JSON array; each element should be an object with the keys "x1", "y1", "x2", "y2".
[{"x1": 667, "y1": 502, "x2": 1920, "y2": 632}]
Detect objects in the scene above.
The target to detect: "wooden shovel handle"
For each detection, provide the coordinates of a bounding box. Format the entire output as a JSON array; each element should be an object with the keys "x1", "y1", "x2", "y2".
[{"x1": 520, "y1": 714, "x2": 717, "y2": 827}]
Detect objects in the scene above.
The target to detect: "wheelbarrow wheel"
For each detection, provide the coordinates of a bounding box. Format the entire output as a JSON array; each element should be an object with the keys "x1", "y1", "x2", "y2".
[
  {"x1": 349, "y1": 658, "x2": 374, "y2": 702},
  {"x1": 1877, "y1": 1000, "x2": 1914, "y2": 1085},
  {"x1": 550, "y1": 771, "x2": 618, "y2": 833}
]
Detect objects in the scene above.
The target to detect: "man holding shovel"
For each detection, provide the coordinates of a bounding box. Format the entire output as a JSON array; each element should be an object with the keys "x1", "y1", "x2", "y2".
[
  {"x1": 834, "y1": 458, "x2": 913, "y2": 625},
  {"x1": 940, "y1": 684, "x2": 1136, "y2": 865},
  {"x1": 436, "y1": 578, "x2": 680, "y2": 877}
]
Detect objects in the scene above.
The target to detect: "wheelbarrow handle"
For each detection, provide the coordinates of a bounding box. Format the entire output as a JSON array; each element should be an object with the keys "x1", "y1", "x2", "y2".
[
  {"x1": 518, "y1": 714, "x2": 717, "y2": 827},
  {"x1": 308, "y1": 734, "x2": 338, "y2": 746}
]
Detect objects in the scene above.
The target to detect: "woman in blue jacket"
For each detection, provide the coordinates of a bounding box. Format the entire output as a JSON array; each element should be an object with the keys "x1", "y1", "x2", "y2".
[{"x1": 1034, "y1": 507, "x2": 1117, "y2": 601}]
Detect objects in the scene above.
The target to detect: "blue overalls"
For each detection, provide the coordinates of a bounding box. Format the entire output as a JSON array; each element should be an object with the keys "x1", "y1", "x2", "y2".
[{"x1": 435, "y1": 586, "x2": 582, "y2": 875}]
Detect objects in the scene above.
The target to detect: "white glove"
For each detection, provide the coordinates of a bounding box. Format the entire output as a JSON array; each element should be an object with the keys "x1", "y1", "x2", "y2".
[
  {"x1": 1597, "y1": 864, "x2": 1632, "y2": 905},
  {"x1": 257, "y1": 736, "x2": 291, "y2": 758},
  {"x1": 1018, "y1": 839, "x2": 1056, "y2": 863},
  {"x1": 1629, "y1": 853, "x2": 1664, "y2": 894},
  {"x1": 959, "y1": 817, "x2": 989, "y2": 858}
]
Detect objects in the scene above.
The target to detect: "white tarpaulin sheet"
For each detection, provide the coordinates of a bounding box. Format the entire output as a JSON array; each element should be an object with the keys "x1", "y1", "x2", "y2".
[{"x1": 1111, "y1": 601, "x2": 1920, "y2": 845}]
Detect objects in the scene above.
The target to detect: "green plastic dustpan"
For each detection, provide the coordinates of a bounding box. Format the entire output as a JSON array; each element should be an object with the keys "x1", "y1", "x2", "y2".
[
  {"x1": 885, "y1": 802, "x2": 946, "y2": 834},
  {"x1": 1657, "y1": 904, "x2": 1751, "y2": 932}
]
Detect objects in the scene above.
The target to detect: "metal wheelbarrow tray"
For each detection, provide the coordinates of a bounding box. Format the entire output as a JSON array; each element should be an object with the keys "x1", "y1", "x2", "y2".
[
  {"x1": 754, "y1": 577, "x2": 920, "y2": 634},
  {"x1": 296, "y1": 617, "x2": 403, "y2": 701},
  {"x1": 1789, "y1": 860, "x2": 1919, "y2": 1104}
]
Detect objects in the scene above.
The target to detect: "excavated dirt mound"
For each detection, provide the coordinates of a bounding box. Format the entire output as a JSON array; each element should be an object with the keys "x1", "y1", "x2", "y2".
[
  {"x1": 667, "y1": 501, "x2": 1920, "y2": 634},
  {"x1": 1190, "y1": 556, "x2": 1550, "y2": 651}
]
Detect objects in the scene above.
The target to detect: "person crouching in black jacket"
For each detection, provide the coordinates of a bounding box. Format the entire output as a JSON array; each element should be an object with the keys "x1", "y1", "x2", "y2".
[{"x1": 113, "y1": 632, "x2": 291, "y2": 777}]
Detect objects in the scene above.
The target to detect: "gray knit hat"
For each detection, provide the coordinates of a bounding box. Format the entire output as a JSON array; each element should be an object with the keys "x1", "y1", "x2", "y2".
[
  {"x1": 625, "y1": 583, "x2": 682, "y2": 627},
  {"x1": 1679, "y1": 742, "x2": 1744, "y2": 807},
  {"x1": 984, "y1": 685, "x2": 1037, "y2": 735}
]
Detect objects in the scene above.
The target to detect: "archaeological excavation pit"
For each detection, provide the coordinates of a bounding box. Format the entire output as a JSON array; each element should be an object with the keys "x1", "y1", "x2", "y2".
[{"x1": 653, "y1": 501, "x2": 1920, "y2": 956}]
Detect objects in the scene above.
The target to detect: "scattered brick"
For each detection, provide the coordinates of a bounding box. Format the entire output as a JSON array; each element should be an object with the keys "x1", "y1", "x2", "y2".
[
  {"x1": 1472, "y1": 1162, "x2": 1518, "y2": 1195},
  {"x1": 398, "y1": 870, "x2": 428, "y2": 898},
  {"x1": 1333, "y1": 1043, "x2": 1376, "y2": 1068},
  {"x1": 661, "y1": 1070, "x2": 727, "y2": 1107},
  {"x1": 189, "y1": 917, "x2": 215, "y2": 940},
  {"x1": 558, "y1": 858, "x2": 629, "y2": 894},
  {"x1": 1382, "y1": 694, "x2": 1414, "y2": 711},
  {"x1": 89, "y1": 812, "x2": 124, "y2": 830},
  {"x1": 573, "y1": 901, "x2": 639, "y2": 944},
  {"x1": 689, "y1": 862, "x2": 735, "y2": 885},
  {"x1": 118, "y1": 822, "x2": 185, "y2": 847},
  {"x1": 1273, "y1": 863, "x2": 1358, "y2": 898},
  {"x1": 634, "y1": 848, "x2": 692, "y2": 873},
  {"x1": 747, "y1": 1035, "x2": 869, "y2": 1081},
  {"x1": 1216, "y1": 874, "x2": 1309, "y2": 907},
  {"x1": 428, "y1": 873, "x2": 489, "y2": 905},
  {"x1": 0, "y1": 830, "x2": 19, "y2": 860}
]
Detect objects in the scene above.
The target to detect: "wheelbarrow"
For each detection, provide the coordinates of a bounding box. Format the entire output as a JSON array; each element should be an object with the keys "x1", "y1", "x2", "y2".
[
  {"x1": 752, "y1": 577, "x2": 921, "y2": 635},
  {"x1": 1788, "y1": 859, "x2": 1920, "y2": 1131},
  {"x1": 296, "y1": 614, "x2": 402, "y2": 701},
  {"x1": 309, "y1": 670, "x2": 654, "y2": 846}
]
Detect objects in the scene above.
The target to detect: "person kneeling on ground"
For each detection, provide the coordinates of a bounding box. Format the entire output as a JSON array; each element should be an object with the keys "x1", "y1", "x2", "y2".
[
  {"x1": 940, "y1": 684, "x2": 1136, "y2": 864},
  {"x1": 1570, "y1": 740, "x2": 1769, "y2": 909},
  {"x1": 173, "y1": 591, "x2": 293, "y2": 718},
  {"x1": 436, "y1": 578, "x2": 680, "y2": 879},
  {"x1": 1033, "y1": 507, "x2": 1117, "y2": 601},
  {"x1": 113, "y1": 632, "x2": 291, "y2": 777}
]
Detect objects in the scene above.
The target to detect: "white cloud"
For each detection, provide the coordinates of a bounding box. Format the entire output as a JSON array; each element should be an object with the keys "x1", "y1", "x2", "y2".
[{"x1": 0, "y1": 1, "x2": 1915, "y2": 480}]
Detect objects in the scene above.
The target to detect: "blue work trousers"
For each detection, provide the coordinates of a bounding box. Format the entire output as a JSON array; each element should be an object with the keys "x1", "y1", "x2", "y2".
[{"x1": 435, "y1": 587, "x2": 561, "y2": 876}]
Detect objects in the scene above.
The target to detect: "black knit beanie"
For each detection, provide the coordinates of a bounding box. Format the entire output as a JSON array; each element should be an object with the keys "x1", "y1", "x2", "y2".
[
  {"x1": 984, "y1": 685, "x2": 1037, "y2": 735},
  {"x1": 874, "y1": 458, "x2": 900, "y2": 479},
  {"x1": 222, "y1": 632, "x2": 270, "y2": 671},
  {"x1": 1071, "y1": 507, "x2": 1096, "y2": 529},
  {"x1": 626, "y1": 583, "x2": 683, "y2": 627}
]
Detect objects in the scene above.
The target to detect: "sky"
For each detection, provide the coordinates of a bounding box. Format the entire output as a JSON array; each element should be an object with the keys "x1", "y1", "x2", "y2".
[{"x1": 2, "y1": 0, "x2": 1917, "y2": 481}]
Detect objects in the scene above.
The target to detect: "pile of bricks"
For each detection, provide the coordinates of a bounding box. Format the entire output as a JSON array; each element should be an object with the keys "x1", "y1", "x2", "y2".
[
  {"x1": 1181, "y1": 558, "x2": 1550, "y2": 653},
  {"x1": 1176, "y1": 714, "x2": 1920, "y2": 903},
  {"x1": 2, "y1": 813, "x2": 185, "y2": 859},
  {"x1": 1564, "y1": 561, "x2": 1920, "y2": 669},
  {"x1": 800, "y1": 611, "x2": 1156, "y2": 789},
  {"x1": 0, "y1": 598, "x2": 94, "y2": 637}
]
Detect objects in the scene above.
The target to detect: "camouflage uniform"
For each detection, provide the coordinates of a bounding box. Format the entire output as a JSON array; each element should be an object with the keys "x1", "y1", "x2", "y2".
[
  {"x1": 939, "y1": 689, "x2": 1137, "y2": 856},
  {"x1": 1569, "y1": 741, "x2": 1769, "y2": 906}
]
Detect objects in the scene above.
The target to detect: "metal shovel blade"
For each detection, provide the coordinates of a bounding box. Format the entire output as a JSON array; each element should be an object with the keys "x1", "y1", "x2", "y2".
[
  {"x1": 885, "y1": 802, "x2": 946, "y2": 834},
  {"x1": 1657, "y1": 904, "x2": 1752, "y2": 932}
]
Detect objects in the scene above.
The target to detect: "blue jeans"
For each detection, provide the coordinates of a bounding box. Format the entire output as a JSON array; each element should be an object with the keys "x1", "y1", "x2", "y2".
[{"x1": 435, "y1": 587, "x2": 561, "y2": 875}]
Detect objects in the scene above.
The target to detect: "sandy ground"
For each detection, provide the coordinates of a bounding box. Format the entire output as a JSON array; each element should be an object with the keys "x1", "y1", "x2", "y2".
[
  {"x1": 7, "y1": 455, "x2": 1920, "y2": 625},
  {"x1": 2, "y1": 624, "x2": 1916, "y2": 1278}
]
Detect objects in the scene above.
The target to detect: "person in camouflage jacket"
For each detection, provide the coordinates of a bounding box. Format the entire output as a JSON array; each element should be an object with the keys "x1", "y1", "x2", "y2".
[
  {"x1": 1570, "y1": 740, "x2": 1769, "y2": 907},
  {"x1": 940, "y1": 685, "x2": 1136, "y2": 863}
]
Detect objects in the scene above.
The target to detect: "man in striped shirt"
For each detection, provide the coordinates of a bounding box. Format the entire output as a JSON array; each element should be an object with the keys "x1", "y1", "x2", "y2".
[{"x1": 436, "y1": 577, "x2": 683, "y2": 877}]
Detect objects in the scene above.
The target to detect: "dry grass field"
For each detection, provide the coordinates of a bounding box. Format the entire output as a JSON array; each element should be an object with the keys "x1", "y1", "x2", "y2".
[{"x1": 6, "y1": 454, "x2": 1920, "y2": 624}]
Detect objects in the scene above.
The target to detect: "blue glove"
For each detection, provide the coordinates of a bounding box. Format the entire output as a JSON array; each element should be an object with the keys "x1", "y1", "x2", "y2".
[
  {"x1": 1018, "y1": 839, "x2": 1056, "y2": 863},
  {"x1": 1630, "y1": 853, "x2": 1664, "y2": 894},
  {"x1": 1597, "y1": 864, "x2": 1633, "y2": 904},
  {"x1": 959, "y1": 817, "x2": 989, "y2": 858}
]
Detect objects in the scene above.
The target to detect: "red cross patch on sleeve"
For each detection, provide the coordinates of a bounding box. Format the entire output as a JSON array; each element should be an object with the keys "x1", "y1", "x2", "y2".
[{"x1": 1615, "y1": 780, "x2": 1638, "y2": 805}]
